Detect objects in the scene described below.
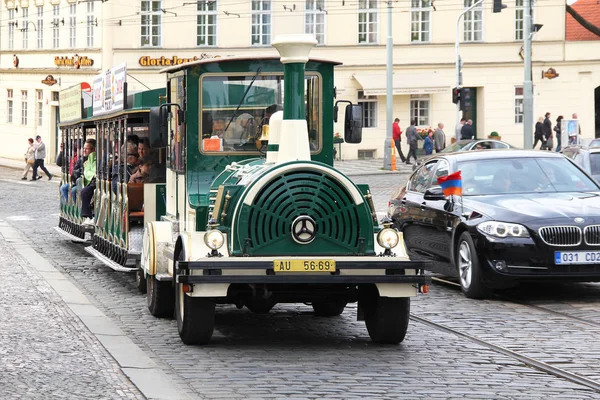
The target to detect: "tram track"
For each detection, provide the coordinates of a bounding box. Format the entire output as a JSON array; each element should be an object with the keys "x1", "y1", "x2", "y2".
[{"x1": 410, "y1": 313, "x2": 600, "y2": 393}]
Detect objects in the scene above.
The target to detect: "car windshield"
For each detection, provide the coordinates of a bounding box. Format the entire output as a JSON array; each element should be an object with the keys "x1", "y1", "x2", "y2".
[
  {"x1": 590, "y1": 139, "x2": 600, "y2": 148},
  {"x1": 441, "y1": 141, "x2": 470, "y2": 153},
  {"x1": 457, "y1": 157, "x2": 599, "y2": 196}
]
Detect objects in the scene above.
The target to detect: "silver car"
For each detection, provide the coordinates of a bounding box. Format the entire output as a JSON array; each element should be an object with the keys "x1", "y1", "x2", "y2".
[{"x1": 412, "y1": 139, "x2": 515, "y2": 171}]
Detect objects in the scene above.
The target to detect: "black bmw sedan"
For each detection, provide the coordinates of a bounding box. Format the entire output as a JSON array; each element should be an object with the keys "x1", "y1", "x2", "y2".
[{"x1": 389, "y1": 150, "x2": 600, "y2": 299}]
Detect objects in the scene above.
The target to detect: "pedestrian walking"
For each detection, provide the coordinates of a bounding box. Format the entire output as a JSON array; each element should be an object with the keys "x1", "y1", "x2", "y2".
[
  {"x1": 570, "y1": 113, "x2": 582, "y2": 144},
  {"x1": 433, "y1": 123, "x2": 446, "y2": 153},
  {"x1": 456, "y1": 118, "x2": 465, "y2": 142},
  {"x1": 21, "y1": 138, "x2": 35, "y2": 180},
  {"x1": 392, "y1": 118, "x2": 407, "y2": 163},
  {"x1": 31, "y1": 135, "x2": 53, "y2": 181},
  {"x1": 460, "y1": 119, "x2": 474, "y2": 140},
  {"x1": 533, "y1": 117, "x2": 545, "y2": 149},
  {"x1": 405, "y1": 120, "x2": 422, "y2": 164},
  {"x1": 541, "y1": 112, "x2": 552, "y2": 150},
  {"x1": 424, "y1": 130, "x2": 434, "y2": 155},
  {"x1": 554, "y1": 115, "x2": 563, "y2": 152}
]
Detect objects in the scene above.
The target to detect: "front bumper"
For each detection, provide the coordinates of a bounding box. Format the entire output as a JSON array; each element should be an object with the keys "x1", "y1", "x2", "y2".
[
  {"x1": 176, "y1": 257, "x2": 430, "y2": 285},
  {"x1": 475, "y1": 234, "x2": 600, "y2": 281}
]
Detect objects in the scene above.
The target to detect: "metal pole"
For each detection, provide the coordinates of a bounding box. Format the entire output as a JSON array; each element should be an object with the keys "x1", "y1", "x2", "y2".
[
  {"x1": 523, "y1": 0, "x2": 533, "y2": 149},
  {"x1": 455, "y1": 0, "x2": 484, "y2": 141},
  {"x1": 383, "y1": 1, "x2": 394, "y2": 170}
]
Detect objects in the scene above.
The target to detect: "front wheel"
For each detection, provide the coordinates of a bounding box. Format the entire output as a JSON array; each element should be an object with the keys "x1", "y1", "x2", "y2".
[
  {"x1": 456, "y1": 231, "x2": 489, "y2": 299},
  {"x1": 146, "y1": 275, "x2": 174, "y2": 318},
  {"x1": 364, "y1": 296, "x2": 410, "y2": 344},
  {"x1": 176, "y1": 283, "x2": 215, "y2": 345}
]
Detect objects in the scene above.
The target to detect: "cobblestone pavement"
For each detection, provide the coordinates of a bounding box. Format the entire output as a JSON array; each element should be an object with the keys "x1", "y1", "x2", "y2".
[
  {"x1": 0, "y1": 222, "x2": 144, "y2": 399},
  {"x1": 1, "y1": 167, "x2": 600, "y2": 399}
]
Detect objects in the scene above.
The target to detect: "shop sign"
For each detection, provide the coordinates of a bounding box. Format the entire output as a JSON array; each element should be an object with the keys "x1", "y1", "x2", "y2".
[
  {"x1": 92, "y1": 63, "x2": 126, "y2": 116},
  {"x1": 42, "y1": 75, "x2": 58, "y2": 86},
  {"x1": 59, "y1": 84, "x2": 83, "y2": 123},
  {"x1": 54, "y1": 54, "x2": 94, "y2": 69},
  {"x1": 542, "y1": 68, "x2": 559, "y2": 79},
  {"x1": 138, "y1": 54, "x2": 219, "y2": 67}
]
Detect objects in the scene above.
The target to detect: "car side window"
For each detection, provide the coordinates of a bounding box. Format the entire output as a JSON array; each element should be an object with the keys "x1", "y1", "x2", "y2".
[
  {"x1": 409, "y1": 161, "x2": 437, "y2": 193},
  {"x1": 491, "y1": 141, "x2": 509, "y2": 149},
  {"x1": 434, "y1": 160, "x2": 449, "y2": 182}
]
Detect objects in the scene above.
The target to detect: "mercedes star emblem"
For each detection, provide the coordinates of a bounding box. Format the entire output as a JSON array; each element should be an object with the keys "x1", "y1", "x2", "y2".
[{"x1": 291, "y1": 215, "x2": 317, "y2": 244}]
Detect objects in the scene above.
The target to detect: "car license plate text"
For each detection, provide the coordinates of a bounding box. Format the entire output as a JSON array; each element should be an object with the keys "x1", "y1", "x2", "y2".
[
  {"x1": 555, "y1": 251, "x2": 600, "y2": 265},
  {"x1": 273, "y1": 259, "x2": 336, "y2": 272}
]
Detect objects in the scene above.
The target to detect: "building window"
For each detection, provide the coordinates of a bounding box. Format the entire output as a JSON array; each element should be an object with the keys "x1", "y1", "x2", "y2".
[
  {"x1": 515, "y1": 0, "x2": 524, "y2": 41},
  {"x1": 8, "y1": 9, "x2": 15, "y2": 50},
  {"x1": 141, "y1": 0, "x2": 162, "y2": 47},
  {"x1": 37, "y1": 6, "x2": 44, "y2": 49},
  {"x1": 37, "y1": 90, "x2": 43, "y2": 126},
  {"x1": 411, "y1": 0, "x2": 431, "y2": 43},
  {"x1": 197, "y1": 0, "x2": 217, "y2": 46},
  {"x1": 514, "y1": 86, "x2": 523, "y2": 124},
  {"x1": 53, "y1": 5, "x2": 60, "y2": 48},
  {"x1": 7, "y1": 90, "x2": 13, "y2": 124},
  {"x1": 358, "y1": 91, "x2": 377, "y2": 128},
  {"x1": 410, "y1": 95, "x2": 430, "y2": 126},
  {"x1": 87, "y1": 2, "x2": 95, "y2": 47},
  {"x1": 358, "y1": 0, "x2": 377, "y2": 44},
  {"x1": 22, "y1": 8, "x2": 29, "y2": 49},
  {"x1": 21, "y1": 90, "x2": 28, "y2": 126},
  {"x1": 251, "y1": 1, "x2": 271, "y2": 46},
  {"x1": 305, "y1": 0, "x2": 326, "y2": 45},
  {"x1": 69, "y1": 4, "x2": 77, "y2": 48},
  {"x1": 463, "y1": 0, "x2": 483, "y2": 42}
]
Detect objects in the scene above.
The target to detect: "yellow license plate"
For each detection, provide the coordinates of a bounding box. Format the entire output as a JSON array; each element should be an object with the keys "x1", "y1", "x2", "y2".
[{"x1": 273, "y1": 259, "x2": 336, "y2": 273}]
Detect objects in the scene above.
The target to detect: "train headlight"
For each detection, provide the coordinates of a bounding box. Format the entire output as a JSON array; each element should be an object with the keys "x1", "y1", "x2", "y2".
[
  {"x1": 204, "y1": 229, "x2": 225, "y2": 250},
  {"x1": 377, "y1": 228, "x2": 400, "y2": 249}
]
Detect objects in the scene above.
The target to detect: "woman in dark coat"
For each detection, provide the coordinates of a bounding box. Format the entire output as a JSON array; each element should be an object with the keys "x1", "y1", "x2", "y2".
[
  {"x1": 555, "y1": 115, "x2": 563, "y2": 152},
  {"x1": 533, "y1": 116, "x2": 545, "y2": 149}
]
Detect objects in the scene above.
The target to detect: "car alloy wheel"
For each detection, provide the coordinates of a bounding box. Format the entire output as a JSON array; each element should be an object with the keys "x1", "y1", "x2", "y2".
[{"x1": 458, "y1": 241, "x2": 473, "y2": 289}]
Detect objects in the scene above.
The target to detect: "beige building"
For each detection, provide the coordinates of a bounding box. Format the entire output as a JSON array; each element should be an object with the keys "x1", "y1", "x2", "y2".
[{"x1": 1, "y1": 0, "x2": 599, "y2": 161}]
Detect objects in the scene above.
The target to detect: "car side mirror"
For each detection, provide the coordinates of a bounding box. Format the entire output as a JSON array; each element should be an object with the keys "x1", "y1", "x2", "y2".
[
  {"x1": 424, "y1": 186, "x2": 446, "y2": 201},
  {"x1": 344, "y1": 104, "x2": 362, "y2": 144}
]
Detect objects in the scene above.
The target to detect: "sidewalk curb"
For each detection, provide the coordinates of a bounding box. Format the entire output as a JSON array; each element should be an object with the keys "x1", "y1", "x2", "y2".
[{"x1": 0, "y1": 220, "x2": 192, "y2": 400}]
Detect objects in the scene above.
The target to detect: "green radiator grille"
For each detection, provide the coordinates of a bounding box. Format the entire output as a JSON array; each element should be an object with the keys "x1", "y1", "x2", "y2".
[{"x1": 236, "y1": 169, "x2": 372, "y2": 255}]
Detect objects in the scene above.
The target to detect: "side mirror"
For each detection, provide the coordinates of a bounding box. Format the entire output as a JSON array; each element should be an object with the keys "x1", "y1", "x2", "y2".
[
  {"x1": 149, "y1": 107, "x2": 168, "y2": 148},
  {"x1": 424, "y1": 186, "x2": 446, "y2": 201},
  {"x1": 344, "y1": 104, "x2": 362, "y2": 144}
]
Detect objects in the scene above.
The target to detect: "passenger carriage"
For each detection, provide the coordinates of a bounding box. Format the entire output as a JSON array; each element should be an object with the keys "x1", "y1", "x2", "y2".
[
  {"x1": 141, "y1": 35, "x2": 430, "y2": 345},
  {"x1": 56, "y1": 88, "x2": 168, "y2": 280}
]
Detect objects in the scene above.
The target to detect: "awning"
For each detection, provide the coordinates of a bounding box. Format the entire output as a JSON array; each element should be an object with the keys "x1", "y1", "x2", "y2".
[{"x1": 353, "y1": 73, "x2": 450, "y2": 96}]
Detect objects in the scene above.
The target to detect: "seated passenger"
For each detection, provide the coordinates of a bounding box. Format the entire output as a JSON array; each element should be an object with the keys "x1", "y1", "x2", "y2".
[
  {"x1": 111, "y1": 144, "x2": 139, "y2": 194},
  {"x1": 493, "y1": 170, "x2": 512, "y2": 194},
  {"x1": 79, "y1": 139, "x2": 97, "y2": 226},
  {"x1": 223, "y1": 113, "x2": 255, "y2": 145},
  {"x1": 138, "y1": 137, "x2": 151, "y2": 159},
  {"x1": 129, "y1": 157, "x2": 153, "y2": 184}
]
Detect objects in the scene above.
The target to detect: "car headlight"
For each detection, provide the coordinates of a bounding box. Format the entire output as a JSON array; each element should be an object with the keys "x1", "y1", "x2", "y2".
[
  {"x1": 377, "y1": 228, "x2": 400, "y2": 249},
  {"x1": 204, "y1": 229, "x2": 225, "y2": 250},
  {"x1": 477, "y1": 221, "x2": 530, "y2": 238}
]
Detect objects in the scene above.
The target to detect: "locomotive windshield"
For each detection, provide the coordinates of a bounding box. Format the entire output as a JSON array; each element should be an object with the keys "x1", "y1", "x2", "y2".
[{"x1": 199, "y1": 73, "x2": 321, "y2": 154}]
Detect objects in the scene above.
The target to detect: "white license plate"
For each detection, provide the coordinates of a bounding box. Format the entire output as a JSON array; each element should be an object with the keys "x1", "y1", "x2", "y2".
[{"x1": 555, "y1": 251, "x2": 600, "y2": 265}]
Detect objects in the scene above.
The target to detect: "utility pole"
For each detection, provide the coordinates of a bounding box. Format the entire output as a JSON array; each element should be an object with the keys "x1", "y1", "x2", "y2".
[
  {"x1": 383, "y1": 1, "x2": 394, "y2": 170},
  {"x1": 455, "y1": 0, "x2": 484, "y2": 141},
  {"x1": 523, "y1": 0, "x2": 533, "y2": 149}
]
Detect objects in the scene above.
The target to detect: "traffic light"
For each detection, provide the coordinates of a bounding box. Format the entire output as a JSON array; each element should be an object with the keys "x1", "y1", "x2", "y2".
[
  {"x1": 493, "y1": 0, "x2": 507, "y2": 13},
  {"x1": 452, "y1": 87, "x2": 461, "y2": 104},
  {"x1": 459, "y1": 88, "x2": 472, "y2": 112}
]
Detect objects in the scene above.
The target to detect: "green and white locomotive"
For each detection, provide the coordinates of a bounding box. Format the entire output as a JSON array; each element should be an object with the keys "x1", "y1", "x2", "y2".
[{"x1": 141, "y1": 35, "x2": 430, "y2": 344}]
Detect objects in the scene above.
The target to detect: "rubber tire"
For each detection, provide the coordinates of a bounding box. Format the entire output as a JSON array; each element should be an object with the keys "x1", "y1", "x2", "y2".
[
  {"x1": 146, "y1": 275, "x2": 174, "y2": 318},
  {"x1": 176, "y1": 284, "x2": 215, "y2": 345},
  {"x1": 312, "y1": 300, "x2": 347, "y2": 317},
  {"x1": 135, "y1": 261, "x2": 147, "y2": 294},
  {"x1": 456, "y1": 231, "x2": 489, "y2": 299},
  {"x1": 364, "y1": 296, "x2": 410, "y2": 344}
]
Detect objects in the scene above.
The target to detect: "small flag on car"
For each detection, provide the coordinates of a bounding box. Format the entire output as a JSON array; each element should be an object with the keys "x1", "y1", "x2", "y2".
[{"x1": 437, "y1": 171, "x2": 462, "y2": 196}]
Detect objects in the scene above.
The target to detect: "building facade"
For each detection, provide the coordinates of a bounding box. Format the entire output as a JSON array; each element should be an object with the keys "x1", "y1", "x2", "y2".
[{"x1": 1, "y1": 0, "x2": 599, "y2": 161}]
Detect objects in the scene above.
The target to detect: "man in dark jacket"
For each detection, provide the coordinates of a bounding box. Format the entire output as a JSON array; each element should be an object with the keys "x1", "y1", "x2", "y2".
[
  {"x1": 542, "y1": 112, "x2": 552, "y2": 144},
  {"x1": 405, "y1": 120, "x2": 422, "y2": 165},
  {"x1": 460, "y1": 120, "x2": 474, "y2": 140}
]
